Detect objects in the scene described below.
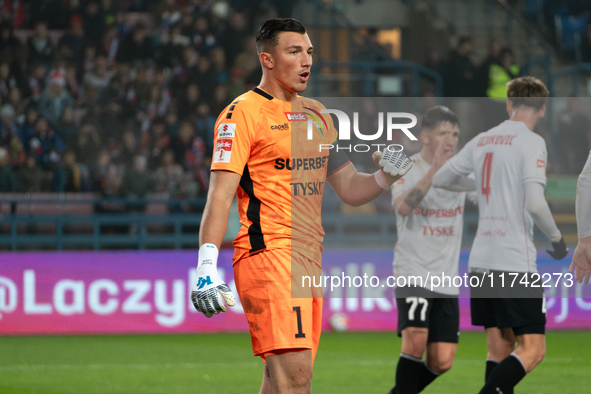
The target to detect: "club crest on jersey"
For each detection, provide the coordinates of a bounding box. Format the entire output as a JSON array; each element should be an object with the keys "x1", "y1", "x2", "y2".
[
  {"x1": 213, "y1": 138, "x2": 233, "y2": 163},
  {"x1": 303, "y1": 107, "x2": 328, "y2": 139},
  {"x1": 217, "y1": 123, "x2": 236, "y2": 138}
]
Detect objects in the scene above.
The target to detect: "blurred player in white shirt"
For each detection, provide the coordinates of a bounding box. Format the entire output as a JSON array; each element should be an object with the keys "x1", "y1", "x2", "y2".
[
  {"x1": 433, "y1": 77, "x2": 568, "y2": 394},
  {"x1": 388, "y1": 106, "x2": 475, "y2": 394},
  {"x1": 570, "y1": 151, "x2": 591, "y2": 284}
]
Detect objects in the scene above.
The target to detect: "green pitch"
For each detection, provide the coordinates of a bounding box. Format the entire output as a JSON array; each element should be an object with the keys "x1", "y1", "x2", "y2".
[{"x1": 1, "y1": 331, "x2": 590, "y2": 393}]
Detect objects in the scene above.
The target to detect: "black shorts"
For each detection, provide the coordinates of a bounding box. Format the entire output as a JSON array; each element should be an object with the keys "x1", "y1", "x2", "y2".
[
  {"x1": 469, "y1": 270, "x2": 546, "y2": 335},
  {"x1": 395, "y1": 286, "x2": 460, "y2": 344}
]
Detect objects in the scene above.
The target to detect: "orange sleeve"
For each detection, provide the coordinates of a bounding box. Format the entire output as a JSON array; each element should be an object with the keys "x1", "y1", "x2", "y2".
[{"x1": 210, "y1": 102, "x2": 256, "y2": 175}]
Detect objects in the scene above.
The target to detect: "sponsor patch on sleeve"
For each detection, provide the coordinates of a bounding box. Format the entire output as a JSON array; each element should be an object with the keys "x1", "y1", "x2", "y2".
[
  {"x1": 217, "y1": 123, "x2": 236, "y2": 138},
  {"x1": 213, "y1": 138, "x2": 233, "y2": 164}
]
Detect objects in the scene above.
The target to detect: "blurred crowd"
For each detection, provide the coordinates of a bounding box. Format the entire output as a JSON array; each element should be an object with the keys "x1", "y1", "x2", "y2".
[
  {"x1": 0, "y1": 0, "x2": 587, "y2": 205},
  {"x1": 0, "y1": 0, "x2": 294, "y2": 208}
]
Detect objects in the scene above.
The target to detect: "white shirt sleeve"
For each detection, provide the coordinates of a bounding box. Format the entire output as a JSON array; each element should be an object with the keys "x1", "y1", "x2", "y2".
[
  {"x1": 391, "y1": 167, "x2": 417, "y2": 206},
  {"x1": 524, "y1": 181, "x2": 561, "y2": 242},
  {"x1": 521, "y1": 136, "x2": 547, "y2": 186},
  {"x1": 577, "y1": 152, "x2": 591, "y2": 239},
  {"x1": 447, "y1": 136, "x2": 476, "y2": 176}
]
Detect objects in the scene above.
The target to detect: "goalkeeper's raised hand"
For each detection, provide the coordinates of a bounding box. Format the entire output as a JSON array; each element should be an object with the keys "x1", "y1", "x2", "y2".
[
  {"x1": 191, "y1": 243, "x2": 236, "y2": 318},
  {"x1": 372, "y1": 147, "x2": 413, "y2": 187}
]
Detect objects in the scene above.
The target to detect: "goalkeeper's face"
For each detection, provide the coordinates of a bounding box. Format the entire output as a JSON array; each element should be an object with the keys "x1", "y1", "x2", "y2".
[
  {"x1": 268, "y1": 32, "x2": 313, "y2": 94},
  {"x1": 424, "y1": 121, "x2": 459, "y2": 155}
]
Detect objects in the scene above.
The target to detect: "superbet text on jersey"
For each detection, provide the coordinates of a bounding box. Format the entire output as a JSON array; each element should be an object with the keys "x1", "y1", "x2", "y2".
[{"x1": 448, "y1": 120, "x2": 547, "y2": 273}]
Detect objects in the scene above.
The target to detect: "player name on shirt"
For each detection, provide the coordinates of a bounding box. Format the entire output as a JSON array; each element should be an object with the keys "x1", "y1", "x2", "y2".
[{"x1": 476, "y1": 134, "x2": 517, "y2": 146}]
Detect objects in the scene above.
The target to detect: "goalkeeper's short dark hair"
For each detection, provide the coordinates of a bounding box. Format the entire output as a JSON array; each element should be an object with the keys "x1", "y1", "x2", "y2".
[
  {"x1": 256, "y1": 18, "x2": 307, "y2": 54},
  {"x1": 422, "y1": 105, "x2": 459, "y2": 131},
  {"x1": 507, "y1": 76, "x2": 548, "y2": 111}
]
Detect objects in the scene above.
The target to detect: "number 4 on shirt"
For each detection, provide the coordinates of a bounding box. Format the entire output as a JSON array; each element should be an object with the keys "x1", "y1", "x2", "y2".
[{"x1": 482, "y1": 152, "x2": 493, "y2": 204}]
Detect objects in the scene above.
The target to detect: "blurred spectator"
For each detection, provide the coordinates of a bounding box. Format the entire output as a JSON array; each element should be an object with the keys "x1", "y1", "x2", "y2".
[
  {"x1": 159, "y1": 22, "x2": 190, "y2": 67},
  {"x1": 153, "y1": 148, "x2": 188, "y2": 194},
  {"x1": 486, "y1": 48, "x2": 519, "y2": 100},
  {"x1": 225, "y1": 67, "x2": 247, "y2": 101},
  {"x1": 65, "y1": 63, "x2": 83, "y2": 103},
  {"x1": 210, "y1": 46, "x2": 228, "y2": 84},
  {"x1": 118, "y1": 22, "x2": 154, "y2": 64},
  {"x1": 27, "y1": 20, "x2": 53, "y2": 67},
  {"x1": 195, "y1": 102, "x2": 215, "y2": 156},
  {"x1": 445, "y1": 36, "x2": 478, "y2": 97},
  {"x1": 0, "y1": 104, "x2": 19, "y2": 147},
  {"x1": 58, "y1": 15, "x2": 86, "y2": 67},
  {"x1": 477, "y1": 39, "x2": 501, "y2": 96},
  {"x1": 121, "y1": 154, "x2": 154, "y2": 212},
  {"x1": 55, "y1": 106, "x2": 77, "y2": 147},
  {"x1": 7, "y1": 134, "x2": 24, "y2": 168},
  {"x1": 51, "y1": 150, "x2": 89, "y2": 192},
  {"x1": 0, "y1": 61, "x2": 19, "y2": 101},
  {"x1": 218, "y1": 11, "x2": 247, "y2": 68},
  {"x1": 83, "y1": 1, "x2": 105, "y2": 48},
  {"x1": 0, "y1": 22, "x2": 23, "y2": 66},
  {"x1": 233, "y1": 35, "x2": 259, "y2": 76},
  {"x1": 16, "y1": 155, "x2": 45, "y2": 192},
  {"x1": 9, "y1": 87, "x2": 27, "y2": 124},
  {"x1": 423, "y1": 44, "x2": 445, "y2": 77},
  {"x1": 83, "y1": 55, "x2": 114, "y2": 103},
  {"x1": 100, "y1": 23, "x2": 121, "y2": 63},
  {"x1": 558, "y1": 97, "x2": 591, "y2": 174},
  {"x1": 29, "y1": 116, "x2": 64, "y2": 169},
  {"x1": 0, "y1": 147, "x2": 16, "y2": 192},
  {"x1": 172, "y1": 120, "x2": 195, "y2": 168},
  {"x1": 38, "y1": 70, "x2": 74, "y2": 129},
  {"x1": 190, "y1": 55, "x2": 217, "y2": 96},
  {"x1": 210, "y1": 84, "x2": 230, "y2": 116},
  {"x1": 191, "y1": 15, "x2": 217, "y2": 53},
  {"x1": 178, "y1": 83, "x2": 201, "y2": 120},
  {"x1": 92, "y1": 149, "x2": 122, "y2": 197},
  {"x1": 147, "y1": 118, "x2": 171, "y2": 170},
  {"x1": 28, "y1": 63, "x2": 46, "y2": 102},
  {"x1": 76, "y1": 123, "x2": 102, "y2": 168}
]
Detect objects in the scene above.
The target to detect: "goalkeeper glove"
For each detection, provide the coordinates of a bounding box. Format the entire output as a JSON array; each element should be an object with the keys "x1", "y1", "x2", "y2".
[
  {"x1": 547, "y1": 236, "x2": 568, "y2": 260},
  {"x1": 191, "y1": 243, "x2": 236, "y2": 318},
  {"x1": 372, "y1": 148, "x2": 413, "y2": 188}
]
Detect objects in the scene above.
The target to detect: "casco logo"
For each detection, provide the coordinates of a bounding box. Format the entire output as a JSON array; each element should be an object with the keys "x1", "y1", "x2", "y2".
[
  {"x1": 285, "y1": 112, "x2": 307, "y2": 121},
  {"x1": 0, "y1": 277, "x2": 17, "y2": 319},
  {"x1": 271, "y1": 123, "x2": 289, "y2": 131}
]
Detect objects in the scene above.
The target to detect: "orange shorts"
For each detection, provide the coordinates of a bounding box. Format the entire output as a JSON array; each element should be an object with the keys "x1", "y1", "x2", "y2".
[{"x1": 233, "y1": 248, "x2": 323, "y2": 363}]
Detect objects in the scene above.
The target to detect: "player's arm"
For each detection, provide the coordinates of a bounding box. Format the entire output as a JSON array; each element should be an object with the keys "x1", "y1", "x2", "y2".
[
  {"x1": 395, "y1": 139, "x2": 452, "y2": 216},
  {"x1": 191, "y1": 170, "x2": 240, "y2": 317},
  {"x1": 431, "y1": 162, "x2": 476, "y2": 192},
  {"x1": 524, "y1": 181, "x2": 567, "y2": 259},
  {"x1": 570, "y1": 153, "x2": 591, "y2": 283},
  {"x1": 432, "y1": 137, "x2": 476, "y2": 192},
  {"x1": 199, "y1": 170, "x2": 241, "y2": 248},
  {"x1": 327, "y1": 149, "x2": 412, "y2": 206}
]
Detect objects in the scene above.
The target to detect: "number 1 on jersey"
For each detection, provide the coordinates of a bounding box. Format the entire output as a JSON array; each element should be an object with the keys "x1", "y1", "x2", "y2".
[
  {"x1": 293, "y1": 306, "x2": 306, "y2": 338},
  {"x1": 482, "y1": 152, "x2": 493, "y2": 204}
]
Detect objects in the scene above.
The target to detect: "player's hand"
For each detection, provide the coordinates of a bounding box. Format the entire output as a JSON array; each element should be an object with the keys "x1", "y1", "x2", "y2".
[
  {"x1": 546, "y1": 237, "x2": 568, "y2": 260},
  {"x1": 372, "y1": 148, "x2": 413, "y2": 184},
  {"x1": 191, "y1": 243, "x2": 236, "y2": 317},
  {"x1": 431, "y1": 135, "x2": 454, "y2": 172},
  {"x1": 569, "y1": 237, "x2": 591, "y2": 284}
]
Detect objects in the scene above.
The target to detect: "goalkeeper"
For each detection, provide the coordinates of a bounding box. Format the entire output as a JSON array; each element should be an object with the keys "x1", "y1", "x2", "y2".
[{"x1": 191, "y1": 18, "x2": 412, "y2": 394}]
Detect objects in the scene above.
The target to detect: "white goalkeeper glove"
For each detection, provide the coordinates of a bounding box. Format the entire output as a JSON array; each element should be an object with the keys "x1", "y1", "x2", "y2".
[
  {"x1": 372, "y1": 148, "x2": 413, "y2": 188},
  {"x1": 191, "y1": 243, "x2": 236, "y2": 318}
]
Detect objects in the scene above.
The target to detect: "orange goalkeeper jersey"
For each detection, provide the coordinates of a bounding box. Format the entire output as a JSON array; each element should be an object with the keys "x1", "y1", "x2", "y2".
[{"x1": 210, "y1": 87, "x2": 349, "y2": 264}]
